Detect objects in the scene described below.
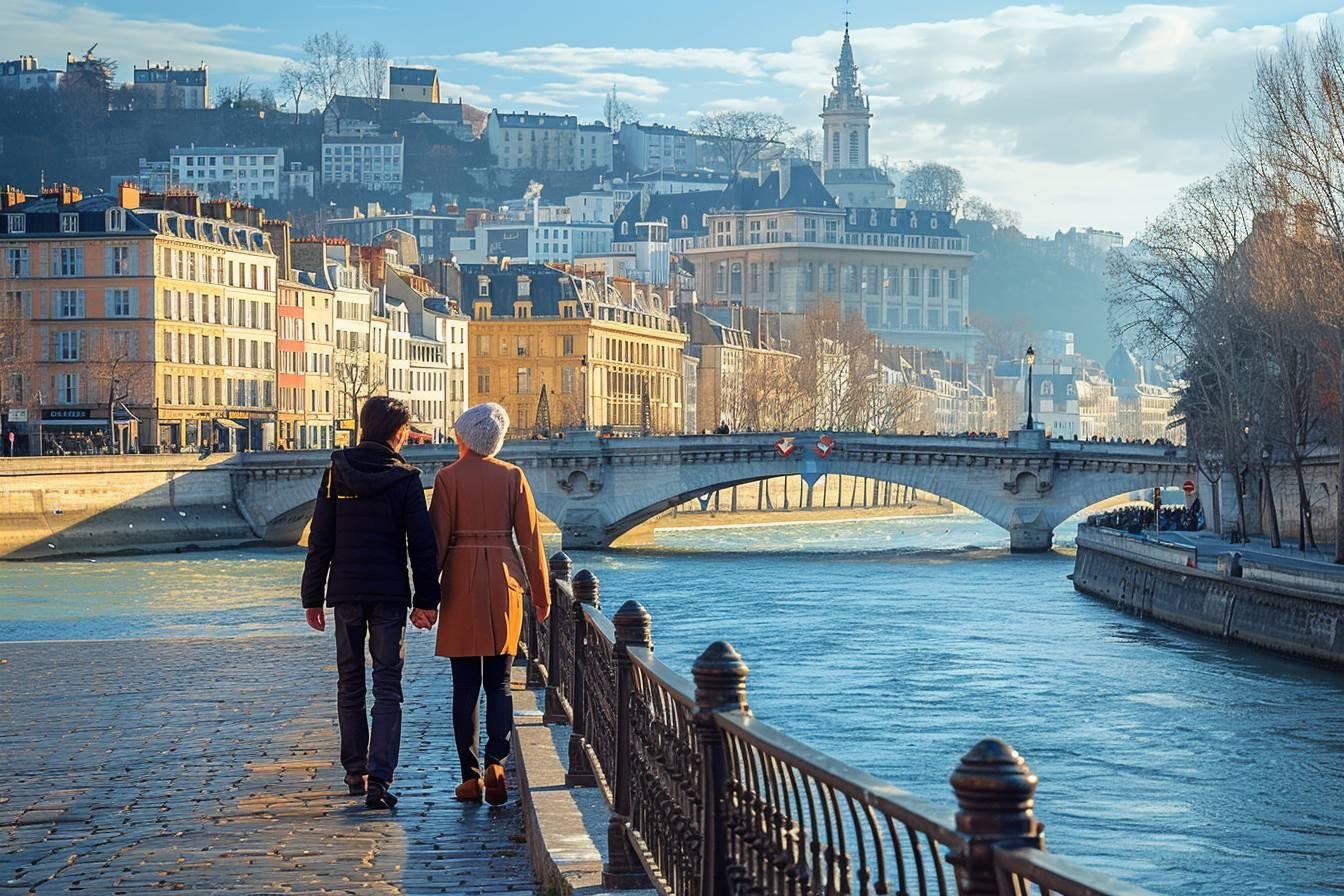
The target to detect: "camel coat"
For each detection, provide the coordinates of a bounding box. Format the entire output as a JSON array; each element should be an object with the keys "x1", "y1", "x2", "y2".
[{"x1": 429, "y1": 452, "x2": 551, "y2": 657}]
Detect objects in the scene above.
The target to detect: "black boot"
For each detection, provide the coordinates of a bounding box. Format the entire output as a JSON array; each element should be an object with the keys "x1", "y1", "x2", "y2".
[
  {"x1": 366, "y1": 778, "x2": 398, "y2": 809},
  {"x1": 344, "y1": 772, "x2": 366, "y2": 796}
]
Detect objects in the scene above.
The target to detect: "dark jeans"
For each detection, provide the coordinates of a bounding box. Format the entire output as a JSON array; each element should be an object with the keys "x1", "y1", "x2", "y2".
[
  {"x1": 334, "y1": 602, "x2": 406, "y2": 784},
  {"x1": 450, "y1": 655, "x2": 513, "y2": 781}
]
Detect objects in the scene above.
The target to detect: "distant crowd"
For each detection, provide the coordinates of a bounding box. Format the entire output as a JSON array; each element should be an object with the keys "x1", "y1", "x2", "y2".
[{"x1": 1091, "y1": 501, "x2": 1204, "y2": 533}]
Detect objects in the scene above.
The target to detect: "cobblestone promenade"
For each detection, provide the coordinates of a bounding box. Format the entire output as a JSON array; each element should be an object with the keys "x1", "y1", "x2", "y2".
[{"x1": 0, "y1": 634, "x2": 536, "y2": 895}]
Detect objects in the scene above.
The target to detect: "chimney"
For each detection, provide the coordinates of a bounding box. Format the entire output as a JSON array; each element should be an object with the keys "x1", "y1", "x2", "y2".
[
  {"x1": 0, "y1": 185, "x2": 27, "y2": 211},
  {"x1": 117, "y1": 182, "x2": 141, "y2": 210},
  {"x1": 264, "y1": 219, "x2": 292, "y2": 280},
  {"x1": 203, "y1": 198, "x2": 233, "y2": 222}
]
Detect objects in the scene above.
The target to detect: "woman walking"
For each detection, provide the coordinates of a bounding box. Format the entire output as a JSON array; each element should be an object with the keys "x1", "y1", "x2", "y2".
[{"x1": 428, "y1": 403, "x2": 550, "y2": 804}]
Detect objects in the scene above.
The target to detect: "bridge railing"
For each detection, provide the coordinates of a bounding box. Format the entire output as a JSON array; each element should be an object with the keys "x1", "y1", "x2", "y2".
[{"x1": 524, "y1": 553, "x2": 1159, "y2": 896}]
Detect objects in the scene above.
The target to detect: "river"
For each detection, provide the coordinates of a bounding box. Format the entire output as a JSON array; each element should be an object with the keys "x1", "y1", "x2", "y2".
[{"x1": 2, "y1": 512, "x2": 1340, "y2": 894}]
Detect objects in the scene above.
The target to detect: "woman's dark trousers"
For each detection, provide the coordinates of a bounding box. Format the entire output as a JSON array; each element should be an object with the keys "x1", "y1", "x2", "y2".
[
  {"x1": 450, "y1": 655, "x2": 513, "y2": 780},
  {"x1": 333, "y1": 602, "x2": 406, "y2": 785}
]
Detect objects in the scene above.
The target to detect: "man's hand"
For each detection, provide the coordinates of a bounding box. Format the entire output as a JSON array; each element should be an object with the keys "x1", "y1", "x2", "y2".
[
  {"x1": 410, "y1": 608, "x2": 438, "y2": 630},
  {"x1": 305, "y1": 607, "x2": 326, "y2": 632}
]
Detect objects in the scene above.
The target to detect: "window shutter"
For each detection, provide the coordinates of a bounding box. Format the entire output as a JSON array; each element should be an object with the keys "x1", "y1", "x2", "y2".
[
  {"x1": 130, "y1": 287, "x2": 139, "y2": 317},
  {"x1": 131, "y1": 245, "x2": 139, "y2": 276},
  {"x1": 104, "y1": 288, "x2": 114, "y2": 319},
  {"x1": 105, "y1": 246, "x2": 113, "y2": 276}
]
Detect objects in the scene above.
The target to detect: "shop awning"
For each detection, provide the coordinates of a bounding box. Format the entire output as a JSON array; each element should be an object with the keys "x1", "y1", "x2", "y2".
[
  {"x1": 406, "y1": 427, "x2": 434, "y2": 444},
  {"x1": 214, "y1": 418, "x2": 244, "y2": 431}
]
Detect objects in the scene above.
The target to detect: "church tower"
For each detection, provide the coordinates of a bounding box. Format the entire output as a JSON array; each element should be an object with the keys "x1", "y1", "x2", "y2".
[
  {"x1": 820, "y1": 25, "x2": 871, "y2": 177},
  {"x1": 819, "y1": 23, "x2": 894, "y2": 208}
]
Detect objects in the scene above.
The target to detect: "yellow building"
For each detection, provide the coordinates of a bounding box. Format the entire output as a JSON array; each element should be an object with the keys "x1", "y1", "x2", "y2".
[{"x1": 451, "y1": 263, "x2": 687, "y2": 433}]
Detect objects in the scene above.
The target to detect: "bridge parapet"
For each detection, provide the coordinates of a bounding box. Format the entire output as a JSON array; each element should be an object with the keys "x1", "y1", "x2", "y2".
[{"x1": 0, "y1": 433, "x2": 1195, "y2": 557}]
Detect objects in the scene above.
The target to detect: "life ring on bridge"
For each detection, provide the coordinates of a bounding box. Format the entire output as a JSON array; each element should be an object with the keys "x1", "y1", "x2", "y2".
[{"x1": 815, "y1": 435, "x2": 836, "y2": 458}]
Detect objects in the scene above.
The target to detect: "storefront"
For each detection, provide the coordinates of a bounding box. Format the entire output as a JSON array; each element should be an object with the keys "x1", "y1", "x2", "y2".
[{"x1": 41, "y1": 406, "x2": 140, "y2": 455}]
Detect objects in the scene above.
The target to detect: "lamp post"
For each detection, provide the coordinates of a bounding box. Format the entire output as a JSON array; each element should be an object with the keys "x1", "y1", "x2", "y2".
[
  {"x1": 1024, "y1": 345, "x2": 1036, "y2": 431},
  {"x1": 579, "y1": 354, "x2": 590, "y2": 429}
]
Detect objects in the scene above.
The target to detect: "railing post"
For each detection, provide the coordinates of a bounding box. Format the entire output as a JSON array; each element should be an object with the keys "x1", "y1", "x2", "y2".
[
  {"x1": 603, "y1": 599, "x2": 653, "y2": 888},
  {"x1": 565, "y1": 569, "x2": 599, "y2": 786},
  {"x1": 542, "y1": 552, "x2": 572, "y2": 724},
  {"x1": 693, "y1": 641, "x2": 750, "y2": 896},
  {"x1": 948, "y1": 738, "x2": 1045, "y2": 896}
]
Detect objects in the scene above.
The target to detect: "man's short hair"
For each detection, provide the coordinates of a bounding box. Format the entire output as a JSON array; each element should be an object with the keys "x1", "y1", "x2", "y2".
[
  {"x1": 361, "y1": 396, "x2": 412, "y2": 444},
  {"x1": 454, "y1": 403, "x2": 510, "y2": 457}
]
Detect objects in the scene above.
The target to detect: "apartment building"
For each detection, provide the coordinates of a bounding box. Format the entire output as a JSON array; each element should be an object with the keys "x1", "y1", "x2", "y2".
[
  {"x1": 133, "y1": 61, "x2": 209, "y2": 109},
  {"x1": 321, "y1": 134, "x2": 404, "y2": 192},
  {"x1": 0, "y1": 184, "x2": 278, "y2": 452},
  {"x1": 447, "y1": 262, "x2": 686, "y2": 433},
  {"x1": 169, "y1": 146, "x2": 285, "y2": 202}
]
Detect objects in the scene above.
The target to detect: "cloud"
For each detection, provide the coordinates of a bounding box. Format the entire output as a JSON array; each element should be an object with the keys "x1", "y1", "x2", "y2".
[
  {"x1": 753, "y1": 4, "x2": 1341, "y2": 235},
  {"x1": 7, "y1": 0, "x2": 292, "y2": 82}
]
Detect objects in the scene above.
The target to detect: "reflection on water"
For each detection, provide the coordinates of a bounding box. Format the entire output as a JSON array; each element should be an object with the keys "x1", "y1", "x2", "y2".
[{"x1": 2, "y1": 512, "x2": 1342, "y2": 893}]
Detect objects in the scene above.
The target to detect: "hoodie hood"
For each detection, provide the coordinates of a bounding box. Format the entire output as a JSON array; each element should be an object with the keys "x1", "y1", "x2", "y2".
[{"x1": 329, "y1": 440, "x2": 422, "y2": 497}]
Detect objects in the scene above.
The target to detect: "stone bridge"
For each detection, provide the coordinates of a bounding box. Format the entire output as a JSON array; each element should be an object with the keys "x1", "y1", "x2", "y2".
[{"x1": 232, "y1": 429, "x2": 1192, "y2": 553}]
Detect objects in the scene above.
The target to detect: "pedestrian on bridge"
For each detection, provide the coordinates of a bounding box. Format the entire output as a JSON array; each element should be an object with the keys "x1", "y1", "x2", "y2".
[
  {"x1": 427, "y1": 402, "x2": 551, "y2": 805},
  {"x1": 300, "y1": 396, "x2": 440, "y2": 810}
]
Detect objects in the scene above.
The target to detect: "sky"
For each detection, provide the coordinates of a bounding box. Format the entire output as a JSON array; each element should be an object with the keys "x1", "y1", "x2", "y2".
[{"x1": 3, "y1": 0, "x2": 1342, "y2": 237}]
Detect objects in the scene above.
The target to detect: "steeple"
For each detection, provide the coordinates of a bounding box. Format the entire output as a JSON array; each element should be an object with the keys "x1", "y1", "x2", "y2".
[{"x1": 825, "y1": 24, "x2": 867, "y2": 113}]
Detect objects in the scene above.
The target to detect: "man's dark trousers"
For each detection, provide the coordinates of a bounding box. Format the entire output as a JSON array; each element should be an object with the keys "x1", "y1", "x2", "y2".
[{"x1": 333, "y1": 602, "x2": 406, "y2": 784}]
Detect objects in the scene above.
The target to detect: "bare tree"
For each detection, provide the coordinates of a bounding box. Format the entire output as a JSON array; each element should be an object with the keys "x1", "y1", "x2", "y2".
[
  {"x1": 603, "y1": 86, "x2": 639, "y2": 131},
  {"x1": 901, "y1": 162, "x2": 965, "y2": 212},
  {"x1": 961, "y1": 195, "x2": 1023, "y2": 230},
  {"x1": 787, "y1": 129, "x2": 821, "y2": 162},
  {"x1": 87, "y1": 330, "x2": 148, "y2": 454},
  {"x1": 303, "y1": 31, "x2": 357, "y2": 120},
  {"x1": 278, "y1": 63, "x2": 308, "y2": 124},
  {"x1": 1237, "y1": 24, "x2": 1344, "y2": 561},
  {"x1": 0, "y1": 286, "x2": 32, "y2": 439},
  {"x1": 356, "y1": 41, "x2": 389, "y2": 104},
  {"x1": 333, "y1": 346, "x2": 384, "y2": 442},
  {"x1": 693, "y1": 111, "x2": 794, "y2": 176}
]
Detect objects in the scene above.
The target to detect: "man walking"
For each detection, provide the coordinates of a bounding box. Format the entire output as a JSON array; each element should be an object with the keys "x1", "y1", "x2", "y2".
[{"x1": 301, "y1": 396, "x2": 439, "y2": 809}]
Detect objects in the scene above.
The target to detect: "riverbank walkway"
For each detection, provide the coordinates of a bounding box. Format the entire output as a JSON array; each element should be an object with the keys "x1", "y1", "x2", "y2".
[{"x1": 0, "y1": 634, "x2": 537, "y2": 894}]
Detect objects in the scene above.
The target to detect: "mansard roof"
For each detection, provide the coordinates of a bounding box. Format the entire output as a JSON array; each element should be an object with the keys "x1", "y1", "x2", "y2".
[
  {"x1": 612, "y1": 189, "x2": 724, "y2": 240},
  {"x1": 843, "y1": 206, "x2": 965, "y2": 238},
  {"x1": 719, "y1": 164, "x2": 841, "y2": 211},
  {"x1": 389, "y1": 66, "x2": 437, "y2": 87}
]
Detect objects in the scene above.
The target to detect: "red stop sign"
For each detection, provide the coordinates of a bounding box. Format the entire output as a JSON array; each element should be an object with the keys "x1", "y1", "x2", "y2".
[{"x1": 1182, "y1": 479, "x2": 1196, "y2": 495}]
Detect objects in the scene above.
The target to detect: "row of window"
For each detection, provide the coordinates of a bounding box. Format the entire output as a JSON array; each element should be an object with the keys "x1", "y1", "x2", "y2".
[
  {"x1": 713, "y1": 262, "x2": 964, "y2": 299},
  {"x1": 161, "y1": 373, "x2": 273, "y2": 409},
  {"x1": 162, "y1": 330, "x2": 274, "y2": 370},
  {"x1": 161, "y1": 289, "x2": 274, "y2": 330},
  {"x1": 6, "y1": 208, "x2": 126, "y2": 235}
]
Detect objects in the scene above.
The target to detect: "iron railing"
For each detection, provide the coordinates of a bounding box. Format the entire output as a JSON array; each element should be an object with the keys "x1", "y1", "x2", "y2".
[{"x1": 524, "y1": 553, "x2": 1157, "y2": 896}]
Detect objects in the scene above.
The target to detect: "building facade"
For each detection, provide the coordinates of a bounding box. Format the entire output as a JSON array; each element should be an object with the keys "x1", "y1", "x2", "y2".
[
  {"x1": 0, "y1": 56, "x2": 61, "y2": 91},
  {"x1": 169, "y1": 146, "x2": 285, "y2": 202},
  {"x1": 448, "y1": 262, "x2": 687, "y2": 433},
  {"x1": 0, "y1": 185, "x2": 278, "y2": 453},
  {"x1": 672, "y1": 164, "x2": 979, "y2": 357},
  {"x1": 388, "y1": 66, "x2": 438, "y2": 103},
  {"x1": 133, "y1": 61, "x2": 209, "y2": 109},
  {"x1": 487, "y1": 111, "x2": 579, "y2": 170},
  {"x1": 322, "y1": 204, "x2": 462, "y2": 262},
  {"x1": 321, "y1": 134, "x2": 404, "y2": 192}
]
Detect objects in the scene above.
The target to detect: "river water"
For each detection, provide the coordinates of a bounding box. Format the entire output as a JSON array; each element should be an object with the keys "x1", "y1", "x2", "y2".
[{"x1": 2, "y1": 512, "x2": 1341, "y2": 894}]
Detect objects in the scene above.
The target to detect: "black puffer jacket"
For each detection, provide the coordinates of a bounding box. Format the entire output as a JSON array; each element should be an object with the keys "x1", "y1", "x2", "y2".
[{"x1": 301, "y1": 440, "x2": 439, "y2": 610}]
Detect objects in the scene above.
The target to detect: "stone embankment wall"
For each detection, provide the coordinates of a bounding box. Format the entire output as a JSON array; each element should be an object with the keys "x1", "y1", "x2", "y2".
[
  {"x1": 1072, "y1": 526, "x2": 1344, "y2": 666},
  {"x1": 0, "y1": 456, "x2": 258, "y2": 560}
]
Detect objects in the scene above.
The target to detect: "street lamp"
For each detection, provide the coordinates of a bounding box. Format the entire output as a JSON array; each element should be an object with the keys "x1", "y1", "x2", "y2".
[
  {"x1": 1024, "y1": 345, "x2": 1036, "y2": 431},
  {"x1": 579, "y1": 354, "x2": 589, "y2": 429}
]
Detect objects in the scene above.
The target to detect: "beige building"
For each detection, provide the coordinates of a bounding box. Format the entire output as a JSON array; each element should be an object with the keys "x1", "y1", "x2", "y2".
[{"x1": 448, "y1": 262, "x2": 687, "y2": 433}]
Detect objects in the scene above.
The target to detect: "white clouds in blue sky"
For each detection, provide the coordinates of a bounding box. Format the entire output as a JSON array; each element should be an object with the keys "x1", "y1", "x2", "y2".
[{"x1": 4, "y1": 1, "x2": 1341, "y2": 235}]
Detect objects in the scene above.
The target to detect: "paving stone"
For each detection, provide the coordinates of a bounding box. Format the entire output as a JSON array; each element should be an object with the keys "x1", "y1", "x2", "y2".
[{"x1": 0, "y1": 636, "x2": 537, "y2": 894}]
